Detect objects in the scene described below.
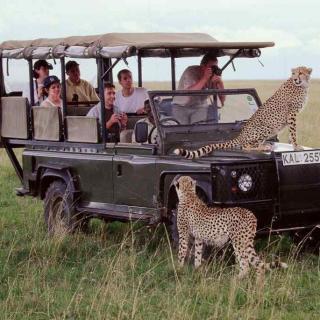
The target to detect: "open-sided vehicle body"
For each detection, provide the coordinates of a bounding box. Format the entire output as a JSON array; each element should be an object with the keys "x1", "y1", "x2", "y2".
[{"x1": 1, "y1": 33, "x2": 320, "y2": 236}]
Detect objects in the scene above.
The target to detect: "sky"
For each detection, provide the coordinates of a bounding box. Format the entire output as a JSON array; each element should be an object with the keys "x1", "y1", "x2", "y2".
[{"x1": 1, "y1": 0, "x2": 319, "y2": 86}]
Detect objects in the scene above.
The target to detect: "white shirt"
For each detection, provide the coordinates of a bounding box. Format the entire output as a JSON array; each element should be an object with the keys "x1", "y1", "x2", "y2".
[
  {"x1": 115, "y1": 87, "x2": 148, "y2": 113},
  {"x1": 174, "y1": 65, "x2": 208, "y2": 106},
  {"x1": 40, "y1": 98, "x2": 61, "y2": 108}
]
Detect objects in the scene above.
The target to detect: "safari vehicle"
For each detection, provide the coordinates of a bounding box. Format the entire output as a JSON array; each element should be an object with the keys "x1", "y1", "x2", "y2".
[{"x1": 1, "y1": 33, "x2": 320, "y2": 241}]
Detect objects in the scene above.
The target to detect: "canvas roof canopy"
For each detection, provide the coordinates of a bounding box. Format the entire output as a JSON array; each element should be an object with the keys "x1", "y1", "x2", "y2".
[{"x1": 0, "y1": 33, "x2": 274, "y2": 59}]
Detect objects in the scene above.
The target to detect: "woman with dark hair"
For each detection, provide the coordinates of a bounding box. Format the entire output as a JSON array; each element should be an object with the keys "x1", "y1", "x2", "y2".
[
  {"x1": 23, "y1": 60, "x2": 53, "y2": 105},
  {"x1": 40, "y1": 75, "x2": 62, "y2": 108},
  {"x1": 33, "y1": 60, "x2": 53, "y2": 105}
]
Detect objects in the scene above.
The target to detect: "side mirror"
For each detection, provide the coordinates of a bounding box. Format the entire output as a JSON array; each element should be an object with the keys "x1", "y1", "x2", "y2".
[{"x1": 135, "y1": 122, "x2": 148, "y2": 143}]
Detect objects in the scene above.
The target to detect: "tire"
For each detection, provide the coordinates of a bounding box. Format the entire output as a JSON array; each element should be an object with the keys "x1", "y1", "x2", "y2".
[
  {"x1": 165, "y1": 186, "x2": 208, "y2": 250},
  {"x1": 165, "y1": 192, "x2": 179, "y2": 249},
  {"x1": 44, "y1": 180, "x2": 80, "y2": 235},
  {"x1": 168, "y1": 207, "x2": 179, "y2": 249}
]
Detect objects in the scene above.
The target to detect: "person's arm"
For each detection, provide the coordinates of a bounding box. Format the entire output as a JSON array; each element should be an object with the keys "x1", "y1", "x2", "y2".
[
  {"x1": 106, "y1": 113, "x2": 121, "y2": 129},
  {"x1": 211, "y1": 75, "x2": 226, "y2": 106},
  {"x1": 85, "y1": 81, "x2": 99, "y2": 101},
  {"x1": 185, "y1": 67, "x2": 212, "y2": 90},
  {"x1": 136, "y1": 107, "x2": 146, "y2": 114},
  {"x1": 119, "y1": 112, "x2": 128, "y2": 129},
  {"x1": 90, "y1": 87, "x2": 100, "y2": 101},
  {"x1": 135, "y1": 88, "x2": 148, "y2": 114},
  {"x1": 89, "y1": 85, "x2": 100, "y2": 101}
]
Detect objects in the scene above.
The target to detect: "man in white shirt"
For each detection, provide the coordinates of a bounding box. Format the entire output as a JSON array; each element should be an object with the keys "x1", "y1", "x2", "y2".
[{"x1": 115, "y1": 69, "x2": 148, "y2": 114}]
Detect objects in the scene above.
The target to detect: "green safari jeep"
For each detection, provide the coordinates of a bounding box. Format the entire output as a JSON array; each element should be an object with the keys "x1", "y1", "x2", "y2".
[{"x1": 1, "y1": 33, "x2": 320, "y2": 241}]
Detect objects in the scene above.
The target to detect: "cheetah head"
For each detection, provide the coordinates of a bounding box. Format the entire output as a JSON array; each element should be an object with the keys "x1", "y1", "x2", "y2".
[
  {"x1": 174, "y1": 176, "x2": 196, "y2": 198},
  {"x1": 291, "y1": 66, "x2": 312, "y2": 88}
]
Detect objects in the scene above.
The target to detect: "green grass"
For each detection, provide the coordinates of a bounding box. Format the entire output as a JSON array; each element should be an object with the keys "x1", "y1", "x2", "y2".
[{"x1": 1, "y1": 80, "x2": 320, "y2": 319}]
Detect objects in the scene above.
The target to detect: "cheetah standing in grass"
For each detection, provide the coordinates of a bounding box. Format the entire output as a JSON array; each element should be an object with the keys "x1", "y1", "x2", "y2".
[
  {"x1": 174, "y1": 66, "x2": 312, "y2": 159},
  {"x1": 174, "y1": 176, "x2": 288, "y2": 279}
]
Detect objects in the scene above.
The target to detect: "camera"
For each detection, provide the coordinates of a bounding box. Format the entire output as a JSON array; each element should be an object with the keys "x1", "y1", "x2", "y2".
[
  {"x1": 211, "y1": 65, "x2": 222, "y2": 76},
  {"x1": 72, "y1": 93, "x2": 79, "y2": 102}
]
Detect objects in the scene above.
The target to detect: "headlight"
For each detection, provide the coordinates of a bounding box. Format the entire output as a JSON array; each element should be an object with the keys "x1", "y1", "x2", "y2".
[{"x1": 238, "y1": 174, "x2": 253, "y2": 192}]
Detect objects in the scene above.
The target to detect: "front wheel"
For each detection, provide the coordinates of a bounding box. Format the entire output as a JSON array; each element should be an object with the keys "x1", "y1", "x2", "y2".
[
  {"x1": 167, "y1": 208, "x2": 179, "y2": 249},
  {"x1": 165, "y1": 193, "x2": 179, "y2": 249},
  {"x1": 44, "y1": 180, "x2": 81, "y2": 235}
]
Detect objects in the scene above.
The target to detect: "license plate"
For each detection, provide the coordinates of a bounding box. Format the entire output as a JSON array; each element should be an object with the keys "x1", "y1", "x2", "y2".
[{"x1": 282, "y1": 150, "x2": 320, "y2": 166}]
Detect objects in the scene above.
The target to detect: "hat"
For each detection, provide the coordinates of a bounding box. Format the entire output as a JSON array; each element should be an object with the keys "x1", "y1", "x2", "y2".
[
  {"x1": 33, "y1": 59, "x2": 53, "y2": 70},
  {"x1": 43, "y1": 75, "x2": 60, "y2": 89},
  {"x1": 66, "y1": 60, "x2": 79, "y2": 72}
]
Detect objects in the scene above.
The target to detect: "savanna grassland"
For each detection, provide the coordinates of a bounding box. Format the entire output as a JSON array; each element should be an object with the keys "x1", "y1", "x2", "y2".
[{"x1": 0, "y1": 80, "x2": 320, "y2": 319}]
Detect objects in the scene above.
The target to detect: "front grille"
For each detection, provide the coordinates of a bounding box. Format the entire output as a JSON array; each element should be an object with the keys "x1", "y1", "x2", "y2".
[{"x1": 211, "y1": 161, "x2": 277, "y2": 204}]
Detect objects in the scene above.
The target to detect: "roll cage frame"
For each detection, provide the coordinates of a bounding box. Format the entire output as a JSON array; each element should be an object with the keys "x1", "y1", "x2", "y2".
[
  {"x1": 1, "y1": 47, "x2": 260, "y2": 145},
  {"x1": 0, "y1": 33, "x2": 273, "y2": 185}
]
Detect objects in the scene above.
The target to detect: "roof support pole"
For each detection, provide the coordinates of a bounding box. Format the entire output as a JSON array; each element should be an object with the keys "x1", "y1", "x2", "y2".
[
  {"x1": 101, "y1": 57, "x2": 121, "y2": 80},
  {"x1": 138, "y1": 55, "x2": 142, "y2": 87},
  {"x1": 3, "y1": 139, "x2": 23, "y2": 184},
  {"x1": 60, "y1": 57, "x2": 67, "y2": 141},
  {"x1": 220, "y1": 49, "x2": 242, "y2": 72},
  {"x1": 102, "y1": 58, "x2": 113, "y2": 84},
  {"x1": 170, "y1": 52, "x2": 176, "y2": 90},
  {"x1": 98, "y1": 57, "x2": 106, "y2": 144},
  {"x1": 0, "y1": 56, "x2": 6, "y2": 96},
  {"x1": 60, "y1": 57, "x2": 67, "y2": 117},
  {"x1": 28, "y1": 59, "x2": 35, "y2": 106}
]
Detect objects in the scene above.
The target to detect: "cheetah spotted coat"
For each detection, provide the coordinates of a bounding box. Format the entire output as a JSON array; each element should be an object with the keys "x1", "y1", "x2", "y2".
[
  {"x1": 175, "y1": 66, "x2": 312, "y2": 159},
  {"x1": 174, "y1": 176, "x2": 288, "y2": 279}
]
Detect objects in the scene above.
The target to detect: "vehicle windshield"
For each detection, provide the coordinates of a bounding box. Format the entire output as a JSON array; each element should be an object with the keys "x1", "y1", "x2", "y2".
[{"x1": 152, "y1": 90, "x2": 259, "y2": 127}]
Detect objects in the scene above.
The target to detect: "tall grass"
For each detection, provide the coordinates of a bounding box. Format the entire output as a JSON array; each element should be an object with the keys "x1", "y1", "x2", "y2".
[{"x1": 1, "y1": 80, "x2": 320, "y2": 319}]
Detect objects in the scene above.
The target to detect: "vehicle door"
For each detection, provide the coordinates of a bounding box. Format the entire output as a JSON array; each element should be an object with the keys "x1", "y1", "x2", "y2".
[
  {"x1": 73, "y1": 147, "x2": 115, "y2": 204},
  {"x1": 113, "y1": 144, "x2": 157, "y2": 208}
]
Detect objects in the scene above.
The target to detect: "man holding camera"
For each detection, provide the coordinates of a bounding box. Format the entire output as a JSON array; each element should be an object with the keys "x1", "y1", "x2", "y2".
[
  {"x1": 178, "y1": 52, "x2": 225, "y2": 104},
  {"x1": 87, "y1": 82, "x2": 127, "y2": 142},
  {"x1": 173, "y1": 52, "x2": 225, "y2": 124}
]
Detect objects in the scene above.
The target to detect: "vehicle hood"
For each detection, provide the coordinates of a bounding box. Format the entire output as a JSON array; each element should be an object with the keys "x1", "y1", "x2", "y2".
[{"x1": 176, "y1": 142, "x2": 305, "y2": 164}]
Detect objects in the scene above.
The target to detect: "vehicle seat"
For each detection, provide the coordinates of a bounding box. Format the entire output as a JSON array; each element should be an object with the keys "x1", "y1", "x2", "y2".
[
  {"x1": 66, "y1": 116, "x2": 99, "y2": 143},
  {"x1": 158, "y1": 98, "x2": 173, "y2": 117},
  {"x1": 126, "y1": 114, "x2": 145, "y2": 130},
  {"x1": 66, "y1": 106, "x2": 93, "y2": 116},
  {"x1": 120, "y1": 129, "x2": 133, "y2": 143},
  {"x1": 32, "y1": 106, "x2": 62, "y2": 141},
  {"x1": 1, "y1": 97, "x2": 29, "y2": 139}
]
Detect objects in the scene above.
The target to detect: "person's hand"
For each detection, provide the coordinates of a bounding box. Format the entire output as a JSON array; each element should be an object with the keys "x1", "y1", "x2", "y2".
[
  {"x1": 136, "y1": 107, "x2": 146, "y2": 115},
  {"x1": 211, "y1": 75, "x2": 224, "y2": 89},
  {"x1": 119, "y1": 112, "x2": 128, "y2": 128},
  {"x1": 106, "y1": 113, "x2": 121, "y2": 129},
  {"x1": 211, "y1": 76, "x2": 226, "y2": 106},
  {"x1": 202, "y1": 67, "x2": 213, "y2": 82},
  {"x1": 37, "y1": 85, "x2": 44, "y2": 99}
]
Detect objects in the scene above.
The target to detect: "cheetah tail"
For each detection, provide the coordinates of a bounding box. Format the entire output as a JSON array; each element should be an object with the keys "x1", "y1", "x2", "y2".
[{"x1": 174, "y1": 140, "x2": 238, "y2": 159}]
